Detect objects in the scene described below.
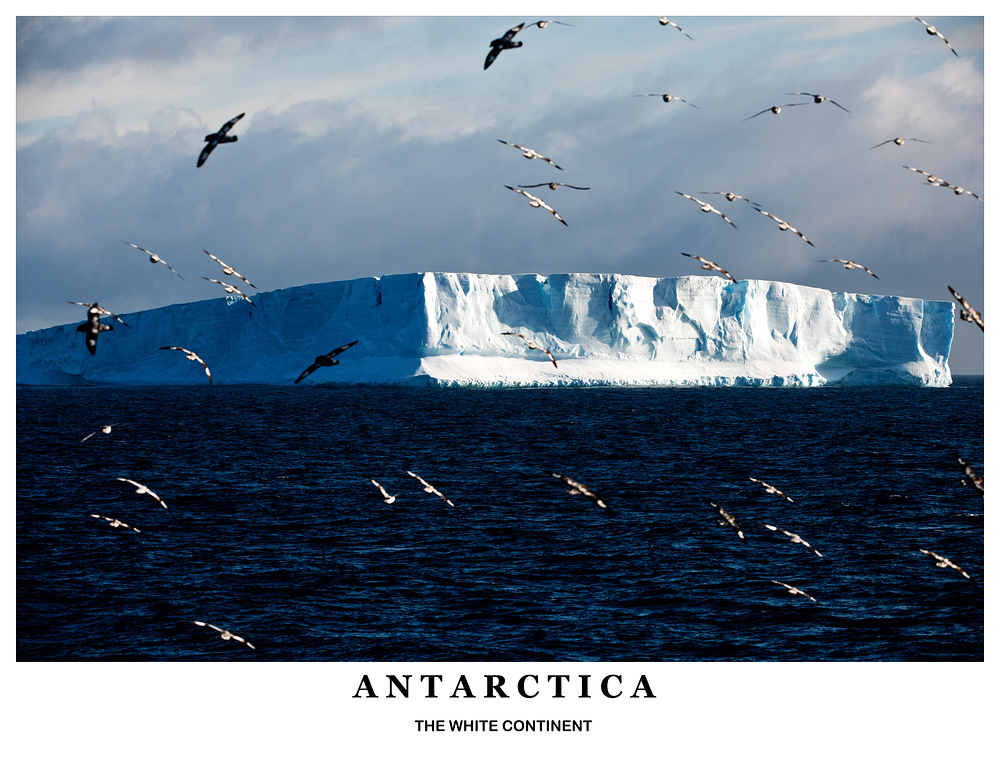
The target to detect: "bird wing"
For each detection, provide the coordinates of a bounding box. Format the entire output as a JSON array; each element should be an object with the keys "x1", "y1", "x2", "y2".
[
  {"x1": 324, "y1": 340, "x2": 360, "y2": 360},
  {"x1": 217, "y1": 113, "x2": 245, "y2": 136}
]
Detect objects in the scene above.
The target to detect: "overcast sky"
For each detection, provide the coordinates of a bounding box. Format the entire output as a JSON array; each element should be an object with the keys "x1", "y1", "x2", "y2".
[{"x1": 15, "y1": 8, "x2": 986, "y2": 373}]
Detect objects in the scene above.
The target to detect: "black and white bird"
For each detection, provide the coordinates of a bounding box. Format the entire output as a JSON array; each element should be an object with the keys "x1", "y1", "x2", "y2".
[
  {"x1": 763, "y1": 524, "x2": 823, "y2": 557},
  {"x1": 948, "y1": 286, "x2": 984, "y2": 331},
  {"x1": 528, "y1": 20, "x2": 572, "y2": 29},
  {"x1": 698, "y1": 191, "x2": 760, "y2": 206},
  {"x1": 116, "y1": 477, "x2": 168, "y2": 509},
  {"x1": 676, "y1": 192, "x2": 737, "y2": 228},
  {"x1": 869, "y1": 137, "x2": 929, "y2": 149},
  {"x1": 75, "y1": 302, "x2": 114, "y2": 355},
  {"x1": 197, "y1": 112, "x2": 245, "y2": 167},
  {"x1": 708, "y1": 501, "x2": 745, "y2": 541},
  {"x1": 769, "y1": 580, "x2": 818, "y2": 602},
  {"x1": 749, "y1": 477, "x2": 795, "y2": 503},
  {"x1": 681, "y1": 253, "x2": 736, "y2": 283},
  {"x1": 915, "y1": 17, "x2": 958, "y2": 56},
  {"x1": 407, "y1": 471, "x2": 455, "y2": 506},
  {"x1": 202, "y1": 276, "x2": 256, "y2": 306},
  {"x1": 293, "y1": 340, "x2": 359, "y2": 384},
  {"x1": 552, "y1": 473, "x2": 609, "y2": 509},
  {"x1": 934, "y1": 181, "x2": 983, "y2": 201},
  {"x1": 820, "y1": 259, "x2": 879, "y2": 279},
  {"x1": 484, "y1": 23, "x2": 526, "y2": 70},
  {"x1": 744, "y1": 103, "x2": 807, "y2": 121},
  {"x1": 69, "y1": 301, "x2": 129, "y2": 327},
  {"x1": 123, "y1": 241, "x2": 185, "y2": 279},
  {"x1": 501, "y1": 331, "x2": 558, "y2": 367},
  {"x1": 81, "y1": 424, "x2": 115, "y2": 442},
  {"x1": 193, "y1": 620, "x2": 256, "y2": 649},
  {"x1": 160, "y1": 346, "x2": 213, "y2": 384},
  {"x1": 498, "y1": 139, "x2": 563, "y2": 170},
  {"x1": 204, "y1": 250, "x2": 257, "y2": 288},
  {"x1": 635, "y1": 93, "x2": 699, "y2": 108},
  {"x1": 903, "y1": 165, "x2": 943, "y2": 184},
  {"x1": 918, "y1": 549, "x2": 972, "y2": 580},
  {"x1": 955, "y1": 454, "x2": 984, "y2": 494},
  {"x1": 505, "y1": 186, "x2": 568, "y2": 226},
  {"x1": 90, "y1": 513, "x2": 141, "y2": 533},
  {"x1": 787, "y1": 92, "x2": 850, "y2": 112},
  {"x1": 754, "y1": 207, "x2": 814, "y2": 246},
  {"x1": 517, "y1": 182, "x2": 589, "y2": 191},
  {"x1": 658, "y1": 17, "x2": 693, "y2": 40},
  {"x1": 369, "y1": 478, "x2": 397, "y2": 504}
]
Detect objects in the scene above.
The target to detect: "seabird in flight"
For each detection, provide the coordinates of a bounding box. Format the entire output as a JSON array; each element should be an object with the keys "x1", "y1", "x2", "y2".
[
  {"x1": 501, "y1": 331, "x2": 559, "y2": 367},
  {"x1": 528, "y1": 20, "x2": 572, "y2": 29},
  {"x1": 918, "y1": 549, "x2": 972, "y2": 580},
  {"x1": 903, "y1": 165, "x2": 942, "y2": 184},
  {"x1": 81, "y1": 424, "x2": 115, "y2": 442},
  {"x1": 505, "y1": 186, "x2": 568, "y2": 226},
  {"x1": 69, "y1": 301, "x2": 129, "y2": 327},
  {"x1": 160, "y1": 346, "x2": 213, "y2": 384},
  {"x1": 914, "y1": 17, "x2": 958, "y2": 56},
  {"x1": 369, "y1": 478, "x2": 397, "y2": 504},
  {"x1": 708, "y1": 501, "x2": 745, "y2": 541},
  {"x1": 820, "y1": 259, "x2": 879, "y2": 279},
  {"x1": 698, "y1": 191, "x2": 760, "y2": 206},
  {"x1": 635, "y1": 93, "x2": 699, "y2": 108},
  {"x1": 681, "y1": 253, "x2": 737, "y2": 283},
  {"x1": 116, "y1": 477, "x2": 168, "y2": 509},
  {"x1": 202, "y1": 276, "x2": 256, "y2": 306},
  {"x1": 787, "y1": 92, "x2": 850, "y2": 112},
  {"x1": 75, "y1": 302, "x2": 114, "y2": 355},
  {"x1": 658, "y1": 17, "x2": 693, "y2": 40},
  {"x1": 754, "y1": 208, "x2": 814, "y2": 246},
  {"x1": 551, "y1": 473, "x2": 610, "y2": 509},
  {"x1": 484, "y1": 23, "x2": 526, "y2": 70},
  {"x1": 948, "y1": 286, "x2": 984, "y2": 330},
  {"x1": 933, "y1": 181, "x2": 983, "y2": 201},
  {"x1": 406, "y1": 471, "x2": 455, "y2": 506},
  {"x1": 675, "y1": 192, "x2": 737, "y2": 228},
  {"x1": 763, "y1": 524, "x2": 823, "y2": 557},
  {"x1": 769, "y1": 580, "x2": 818, "y2": 602},
  {"x1": 293, "y1": 340, "x2": 359, "y2": 384},
  {"x1": 744, "y1": 103, "x2": 807, "y2": 121},
  {"x1": 517, "y1": 182, "x2": 590, "y2": 191},
  {"x1": 869, "y1": 137, "x2": 929, "y2": 149},
  {"x1": 197, "y1": 112, "x2": 245, "y2": 167},
  {"x1": 90, "y1": 514, "x2": 141, "y2": 533},
  {"x1": 122, "y1": 241, "x2": 185, "y2": 279},
  {"x1": 749, "y1": 476, "x2": 795, "y2": 503},
  {"x1": 497, "y1": 139, "x2": 563, "y2": 170},
  {"x1": 193, "y1": 621, "x2": 256, "y2": 649},
  {"x1": 204, "y1": 250, "x2": 257, "y2": 288},
  {"x1": 955, "y1": 454, "x2": 984, "y2": 494}
]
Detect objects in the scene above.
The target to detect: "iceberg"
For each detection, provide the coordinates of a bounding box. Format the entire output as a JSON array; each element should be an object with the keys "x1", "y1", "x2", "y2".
[{"x1": 16, "y1": 272, "x2": 954, "y2": 387}]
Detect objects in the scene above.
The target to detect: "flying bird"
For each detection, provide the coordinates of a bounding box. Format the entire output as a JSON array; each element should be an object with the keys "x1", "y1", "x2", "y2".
[
  {"x1": 698, "y1": 191, "x2": 760, "y2": 206},
  {"x1": 933, "y1": 182, "x2": 983, "y2": 201},
  {"x1": 484, "y1": 23, "x2": 525, "y2": 70},
  {"x1": 915, "y1": 17, "x2": 958, "y2": 56},
  {"x1": 81, "y1": 424, "x2": 115, "y2": 442},
  {"x1": 406, "y1": 471, "x2": 455, "y2": 506},
  {"x1": 528, "y1": 20, "x2": 572, "y2": 29},
  {"x1": 90, "y1": 514, "x2": 141, "y2": 533},
  {"x1": 787, "y1": 92, "x2": 850, "y2": 112},
  {"x1": 497, "y1": 139, "x2": 563, "y2": 170},
  {"x1": 658, "y1": 17, "x2": 693, "y2": 40},
  {"x1": 754, "y1": 208, "x2": 814, "y2": 246},
  {"x1": 903, "y1": 165, "x2": 943, "y2": 184},
  {"x1": 369, "y1": 478, "x2": 397, "y2": 504},
  {"x1": 763, "y1": 524, "x2": 823, "y2": 557},
  {"x1": 75, "y1": 302, "x2": 114, "y2": 355},
  {"x1": 122, "y1": 241, "x2": 185, "y2": 279},
  {"x1": 955, "y1": 454, "x2": 984, "y2": 494},
  {"x1": 517, "y1": 182, "x2": 589, "y2": 191},
  {"x1": 552, "y1": 473, "x2": 609, "y2": 509},
  {"x1": 293, "y1": 340, "x2": 359, "y2": 384},
  {"x1": 197, "y1": 112, "x2": 245, "y2": 167},
  {"x1": 204, "y1": 250, "x2": 257, "y2": 288},
  {"x1": 160, "y1": 346, "x2": 213, "y2": 384},
  {"x1": 635, "y1": 93, "x2": 699, "y2": 108},
  {"x1": 505, "y1": 185, "x2": 568, "y2": 226},
  {"x1": 708, "y1": 501, "x2": 745, "y2": 541},
  {"x1": 681, "y1": 253, "x2": 736, "y2": 283},
  {"x1": 918, "y1": 549, "x2": 972, "y2": 580},
  {"x1": 501, "y1": 331, "x2": 558, "y2": 367},
  {"x1": 869, "y1": 137, "x2": 929, "y2": 149},
  {"x1": 769, "y1": 580, "x2": 818, "y2": 602},
  {"x1": 202, "y1": 276, "x2": 256, "y2": 306},
  {"x1": 193, "y1": 620, "x2": 256, "y2": 649},
  {"x1": 749, "y1": 477, "x2": 795, "y2": 503},
  {"x1": 948, "y1": 286, "x2": 984, "y2": 330},
  {"x1": 69, "y1": 301, "x2": 129, "y2": 327},
  {"x1": 744, "y1": 103, "x2": 807, "y2": 121},
  {"x1": 675, "y1": 192, "x2": 737, "y2": 228},
  {"x1": 820, "y1": 259, "x2": 879, "y2": 279},
  {"x1": 116, "y1": 477, "x2": 168, "y2": 509}
]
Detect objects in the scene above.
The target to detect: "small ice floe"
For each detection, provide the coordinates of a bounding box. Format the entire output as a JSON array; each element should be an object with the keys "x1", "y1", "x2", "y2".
[
  {"x1": 869, "y1": 137, "x2": 929, "y2": 149},
  {"x1": 193, "y1": 620, "x2": 256, "y2": 649},
  {"x1": 918, "y1": 549, "x2": 972, "y2": 580},
  {"x1": 914, "y1": 17, "x2": 958, "y2": 56},
  {"x1": 820, "y1": 259, "x2": 879, "y2": 279},
  {"x1": 484, "y1": 24, "x2": 526, "y2": 70},
  {"x1": 369, "y1": 478, "x2": 397, "y2": 504},
  {"x1": 75, "y1": 302, "x2": 114, "y2": 355},
  {"x1": 497, "y1": 139, "x2": 563, "y2": 170},
  {"x1": 160, "y1": 346, "x2": 213, "y2": 384},
  {"x1": 743, "y1": 103, "x2": 807, "y2": 121},
  {"x1": 749, "y1": 476, "x2": 795, "y2": 503},
  {"x1": 955, "y1": 454, "x2": 984, "y2": 494},
  {"x1": 552, "y1": 473, "x2": 610, "y2": 509},
  {"x1": 763, "y1": 524, "x2": 823, "y2": 557},
  {"x1": 753, "y1": 207, "x2": 814, "y2": 246},
  {"x1": 787, "y1": 92, "x2": 850, "y2": 112},
  {"x1": 116, "y1": 477, "x2": 168, "y2": 509},
  {"x1": 517, "y1": 182, "x2": 589, "y2": 191},
  {"x1": 293, "y1": 340, "x2": 359, "y2": 384},
  {"x1": 635, "y1": 93, "x2": 699, "y2": 107},
  {"x1": 769, "y1": 580, "x2": 818, "y2": 603},
  {"x1": 204, "y1": 250, "x2": 257, "y2": 288},
  {"x1": 202, "y1": 276, "x2": 256, "y2": 306},
  {"x1": 675, "y1": 192, "x2": 737, "y2": 228},
  {"x1": 90, "y1": 513, "x2": 141, "y2": 533},
  {"x1": 504, "y1": 186, "x2": 568, "y2": 226},
  {"x1": 197, "y1": 112, "x2": 244, "y2": 167},
  {"x1": 122, "y1": 241, "x2": 185, "y2": 279},
  {"x1": 708, "y1": 501, "x2": 745, "y2": 541},
  {"x1": 681, "y1": 252, "x2": 737, "y2": 283},
  {"x1": 81, "y1": 424, "x2": 115, "y2": 442},
  {"x1": 658, "y1": 17, "x2": 693, "y2": 40},
  {"x1": 407, "y1": 471, "x2": 455, "y2": 506},
  {"x1": 501, "y1": 331, "x2": 558, "y2": 367},
  {"x1": 69, "y1": 301, "x2": 129, "y2": 327},
  {"x1": 948, "y1": 286, "x2": 984, "y2": 331}
]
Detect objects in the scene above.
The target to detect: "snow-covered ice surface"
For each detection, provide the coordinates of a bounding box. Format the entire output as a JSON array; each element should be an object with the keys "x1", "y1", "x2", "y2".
[{"x1": 16, "y1": 272, "x2": 954, "y2": 387}]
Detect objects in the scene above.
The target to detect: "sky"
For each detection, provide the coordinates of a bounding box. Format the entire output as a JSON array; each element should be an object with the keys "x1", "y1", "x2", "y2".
[{"x1": 14, "y1": 6, "x2": 986, "y2": 373}]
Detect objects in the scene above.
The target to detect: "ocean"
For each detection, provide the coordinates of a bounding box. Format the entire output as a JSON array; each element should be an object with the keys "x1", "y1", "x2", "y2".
[{"x1": 16, "y1": 379, "x2": 984, "y2": 662}]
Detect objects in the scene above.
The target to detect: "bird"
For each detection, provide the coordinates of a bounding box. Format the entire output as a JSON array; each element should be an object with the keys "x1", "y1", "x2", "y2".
[
  {"x1": 81, "y1": 423, "x2": 115, "y2": 442},
  {"x1": 635, "y1": 94, "x2": 699, "y2": 108},
  {"x1": 501, "y1": 331, "x2": 559, "y2": 367},
  {"x1": 122, "y1": 241, "x2": 185, "y2": 279},
  {"x1": 698, "y1": 191, "x2": 760, "y2": 206},
  {"x1": 708, "y1": 501, "x2": 745, "y2": 541},
  {"x1": 933, "y1": 182, "x2": 983, "y2": 201},
  {"x1": 160, "y1": 346, "x2": 213, "y2": 384},
  {"x1": 763, "y1": 524, "x2": 823, "y2": 557},
  {"x1": 675, "y1": 192, "x2": 737, "y2": 228},
  {"x1": 484, "y1": 23, "x2": 525, "y2": 70},
  {"x1": 293, "y1": 340, "x2": 359, "y2": 384},
  {"x1": 769, "y1": 580, "x2": 818, "y2": 602},
  {"x1": 551, "y1": 473, "x2": 609, "y2": 509},
  {"x1": 197, "y1": 112, "x2": 245, "y2": 167},
  {"x1": 369, "y1": 478, "x2": 397, "y2": 504},
  {"x1": 869, "y1": 137, "x2": 929, "y2": 149},
  {"x1": 787, "y1": 92, "x2": 850, "y2": 112},
  {"x1": 90, "y1": 513, "x2": 141, "y2": 533},
  {"x1": 681, "y1": 253, "x2": 736, "y2": 283},
  {"x1": 528, "y1": 20, "x2": 572, "y2": 29},
  {"x1": 116, "y1": 477, "x2": 168, "y2": 509},
  {"x1": 204, "y1": 250, "x2": 257, "y2": 288},
  {"x1": 68, "y1": 301, "x2": 129, "y2": 327},
  {"x1": 749, "y1": 477, "x2": 795, "y2": 503},
  {"x1": 504, "y1": 186, "x2": 568, "y2": 226},
  {"x1": 406, "y1": 471, "x2": 455, "y2": 506},
  {"x1": 202, "y1": 276, "x2": 256, "y2": 306},
  {"x1": 193, "y1": 621, "x2": 256, "y2": 649},
  {"x1": 820, "y1": 259, "x2": 879, "y2": 279},
  {"x1": 497, "y1": 139, "x2": 563, "y2": 170},
  {"x1": 948, "y1": 286, "x2": 984, "y2": 330},
  {"x1": 955, "y1": 454, "x2": 984, "y2": 494},
  {"x1": 744, "y1": 103, "x2": 807, "y2": 120},
  {"x1": 75, "y1": 302, "x2": 114, "y2": 355},
  {"x1": 915, "y1": 17, "x2": 958, "y2": 56},
  {"x1": 918, "y1": 549, "x2": 972, "y2": 580},
  {"x1": 754, "y1": 207, "x2": 814, "y2": 246},
  {"x1": 517, "y1": 182, "x2": 589, "y2": 191},
  {"x1": 903, "y1": 165, "x2": 943, "y2": 184},
  {"x1": 658, "y1": 17, "x2": 693, "y2": 40}
]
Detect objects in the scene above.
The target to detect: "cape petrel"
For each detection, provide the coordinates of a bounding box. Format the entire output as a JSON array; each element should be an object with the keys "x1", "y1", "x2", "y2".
[
  {"x1": 955, "y1": 454, "x2": 984, "y2": 494},
  {"x1": 123, "y1": 241, "x2": 185, "y2": 279},
  {"x1": 552, "y1": 473, "x2": 610, "y2": 509},
  {"x1": 484, "y1": 23, "x2": 526, "y2": 70},
  {"x1": 69, "y1": 301, "x2": 129, "y2": 327},
  {"x1": 635, "y1": 93, "x2": 699, "y2": 108},
  {"x1": 744, "y1": 103, "x2": 808, "y2": 121},
  {"x1": 204, "y1": 250, "x2": 257, "y2": 289},
  {"x1": 708, "y1": 501, "x2": 746, "y2": 541},
  {"x1": 763, "y1": 524, "x2": 823, "y2": 557},
  {"x1": 498, "y1": 140, "x2": 563, "y2": 170},
  {"x1": 293, "y1": 340, "x2": 359, "y2": 384},
  {"x1": 369, "y1": 478, "x2": 397, "y2": 504},
  {"x1": 658, "y1": 17, "x2": 693, "y2": 40},
  {"x1": 193, "y1": 620, "x2": 256, "y2": 649},
  {"x1": 754, "y1": 208, "x2": 814, "y2": 246},
  {"x1": 90, "y1": 513, "x2": 141, "y2": 533},
  {"x1": 197, "y1": 112, "x2": 245, "y2": 167},
  {"x1": 915, "y1": 17, "x2": 958, "y2": 56},
  {"x1": 505, "y1": 185, "x2": 568, "y2": 225},
  {"x1": 698, "y1": 191, "x2": 760, "y2": 206},
  {"x1": 501, "y1": 331, "x2": 559, "y2": 367},
  {"x1": 75, "y1": 302, "x2": 114, "y2": 355},
  {"x1": 948, "y1": 286, "x2": 984, "y2": 330},
  {"x1": 869, "y1": 137, "x2": 929, "y2": 149},
  {"x1": 202, "y1": 276, "x2": 256, "y2": 306},
  {"x1": 787, "y1": 92, "x2": 850, "y2": 112},
  {"x1": 918, "y1": 549, "x2": 972, "y2": 580},
  {"x1": 517, "y1": 182, "x2": 590, "y2": 191},
  {"x1": 681, "y1": 252, "x2": 737, "y2": 283},
  {"x1": 769, "y1": 580, "x2": 818, "y2": 602},
  {"x1": 529, "y1": 20, "x2": 572, "y2": 29},
  {"x1": 676, "y1": 192, "x2": 737, "y2": 228},
  {"x1": 116, "y1": 477, "x2": 168, "y2": 509},
  {"x1": 160, "y1": 346, "x2": 213, "y2": 384},
  {"x1": 406, "y1": 471, "x2": 455, "y2": 506},
  {"x1": 820, "y1": 259, "x2": 879, "y2": 279},
  {"x1": 81, "y1": 424, "x2": 115, "y2": 442},
  {"x1": 749, "y1": 476, "x2": 795, "y2": 503}
]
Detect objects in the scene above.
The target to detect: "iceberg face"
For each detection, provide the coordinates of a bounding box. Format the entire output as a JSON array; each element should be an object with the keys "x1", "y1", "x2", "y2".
[{"x1": 16, "y1": 273, "x2": 954, "y2": 387}]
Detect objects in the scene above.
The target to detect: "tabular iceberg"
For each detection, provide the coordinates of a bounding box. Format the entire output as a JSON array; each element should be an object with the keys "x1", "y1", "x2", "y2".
[{"x1": 16, "y1": 272, "x2": 954, "y2": 387}]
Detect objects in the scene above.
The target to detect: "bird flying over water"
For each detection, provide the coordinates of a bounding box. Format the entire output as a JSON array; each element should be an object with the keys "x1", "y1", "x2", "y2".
[
  {"x1": 501, "y1": 331, "x2": 559, "y2": 367},
  {"x1": 81, "y1": 424, "x2": 115, "y2": 442},
  {"x1": 69, "y1": 301, "x2": 129, "y2": 327},
  {"x1": 498, "y1": 139, "x2": 563, "y2": 170},
  {"x1": 193, "y1": 620, "x2": 256, "y2": 649},
  {"x1": 948, "y1": 286, "x2": 984, "y2": 330},
  {"x1": 160, "y1": 346, "x2": 213, "y2": 384},
  {"x1": 658, "y1": 17, "x2": 693, "y2": 40},
  {"x1": 955, "y1": 454, "x2": 984, "y2": 494},
  {"x1": 744, "y1": 103, "x2": 807, "y2": 120},
  {"x1": 204, "y1": 250, "x2": 257, "y2": 288},
  {"x1": 116, "y1": 477, "x2": 168, "y2": 509},
  {"x1": 75, "y1": 302, "x2": 114, "y2": 355},
  {"x1": 369, "y1": 478, "x2": 397, "y2": 504},
  {"x1": 676, "y1": 192, "x2": 737, "y2": 228},
  {"x1": 708, "y1": 501, "x2": 745, "y2": 541},
  {"x1": 517, "y1": 182, "x2": 589, "y2": 191},
  {"x1": 197, "y1": 112, "x2": 244, "y2": 167},
  {"x1": 763, "y1": 524, "x2": 823, "y2": 557},
  {"x1": 787, "y1": 92, "x2": 850, "y2": 112},
  {"x1": 90, "y1": 513, "x2": 141, "y2": 533},
  {"x1": 869, "y1": 137, "x2": 929, "y2": 149},
  {"x1": 681, "y1": 253, "x2": 736, "y2": 283},
  {"x1": 505, "y1": 186, "x2": 568, "y2": 226},
  {"x1": 749, "y1": 477, "x2": 795, "y2": 503},
  {"x1": 293, "y1": 340, "x2": 359, "y2": 384},
  {"x1": 915, "y1": 17, "x2": 958, "y2": 56},
  {"x1": 484, "y1": 23, "x2": 525, "y2": 70},
  {"x1": 754, "y1": 208, "x2": 814, "y2": 246},
  {"x1": 635, "y1": 93, "x2": 699, "y2": 107},
  {"x1": 552, "y1": 473, "x2": 609, "y2": 509},
  {"x1": 407, "y1": 471, "x2": 455, "y2": 506},
  {"x1": 769, "y1": 580, "x2": 818, "y2": 602},
  {"x1": 122, "y1": 241, "x2": 185, "y2": 279},
  {"x1": 820, "y1": 259, "x2": 879, "y2": 279},
  {"x1": 202, "y1": 276, "x2": 256, "y2": 306},
  {"x1": 918, "y1": 549, "x2": 972, "y2": 580}
]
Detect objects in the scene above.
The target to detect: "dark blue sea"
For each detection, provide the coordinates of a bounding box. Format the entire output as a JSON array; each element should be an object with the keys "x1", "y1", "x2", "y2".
[{"x1": 16, "y1": 379, "x2": 984, "y2": 662}]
